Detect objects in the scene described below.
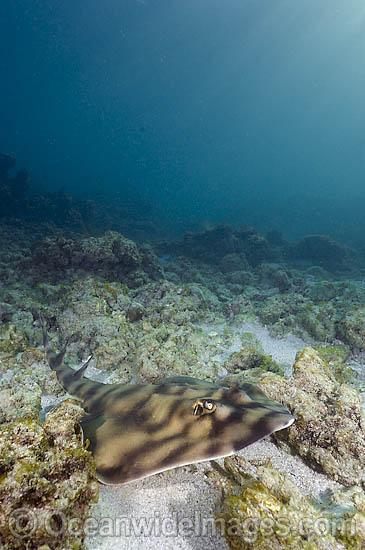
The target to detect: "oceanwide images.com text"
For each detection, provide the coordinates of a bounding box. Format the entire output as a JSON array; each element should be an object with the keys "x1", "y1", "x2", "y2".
[{"x1": 7, "y1": 507, "x2": 361, "y2": 541}]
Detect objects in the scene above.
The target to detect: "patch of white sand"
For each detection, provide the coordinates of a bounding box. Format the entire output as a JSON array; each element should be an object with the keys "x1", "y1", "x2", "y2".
[
  {"x1": 85, "y1": 466, "x2": 228, "y2": 550},
  {"x1": 200, "y1": 319, "x2": 308, "y2": 374},
  {"x1": 239, "y1": 320, "x2": 307, "y2": 370}
]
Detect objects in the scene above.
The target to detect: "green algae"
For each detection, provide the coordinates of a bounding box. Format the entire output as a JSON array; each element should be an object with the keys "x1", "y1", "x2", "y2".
[
  {"x1": 249, "y1": 278, "x2": 365, "y2": 350},
  {"x1": 313, "y1": 344, "x2": 350, "y2": 364},
  {"x1": 0, "y1": 400, "x2": 98, "y2": 550},
  {"x1": 0, "y1": 384, "x2": 42, "y2": 424},
  {"x1": 0, "y1": 324, "x2": 28, "y2": 354},
  {"x1": 216, "y1": 457, "x2": 365, "y2": 550},
  {"x1": 259, "y1": 348, "x2": 365, "y2": 489},
  {"x1": 313, "y1": 344, "x2": 355, "y2": 384},
  {"x1": 337, "y1": 306, "x2": 365, "y2": 351},
  {"x1": 223, "y1": 333, "x2": 285, "y2": 385},
  {"x1": 296, "y1": 302, "x2": 337, "y2": 341},
  {"x1": 0, "y1": 225, "x2": 364, "y2": 550}
]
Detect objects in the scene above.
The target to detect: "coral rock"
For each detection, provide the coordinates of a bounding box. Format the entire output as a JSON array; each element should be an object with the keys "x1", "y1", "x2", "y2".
[
  {"x1": 337, "y1": 306, "x2": 365, "y2": 351},
  {"x1": 259, "y1": 347, "x2": 365, "y2": 488},
  {"x1": 217, "y1": 455, "x2": 365, "y2": 550},
  {"x1": 0, "y1": 400, "x2": 98, "y2": 550}
]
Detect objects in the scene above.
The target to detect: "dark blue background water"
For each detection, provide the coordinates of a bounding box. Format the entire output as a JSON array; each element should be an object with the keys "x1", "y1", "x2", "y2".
[{"x1": 1, "y1": 0, "x2": 365, "y2": 242}]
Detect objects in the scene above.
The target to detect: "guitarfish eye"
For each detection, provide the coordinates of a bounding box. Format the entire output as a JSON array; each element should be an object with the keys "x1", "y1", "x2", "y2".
[{"x1": 192, "y1": 399, "x2": 216, "y2": 416}]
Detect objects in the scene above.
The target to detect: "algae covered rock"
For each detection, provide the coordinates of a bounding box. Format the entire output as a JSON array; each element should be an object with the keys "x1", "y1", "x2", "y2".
[
  {"x1": 50, "y1": 278, "x2": 135, "y2": 380},
  {"x1": 296, "y1": 302, "x2": 337, "y2": 341},
  {"x1": 0, "y1": 400, "x2": 98, "y2": 550},
  {"x1": 0, "y1": 383, "x2": 42, "y2": 424},
  {"x1": 219, "y1": 253, "x2": 250, "y2": 273},
  {"x1": 259, "y1": 347, "x2": 365, "y2": 488},
  {"x1": 252, "y1": 277, "x2": 364, "y2": 347},
  {"x1": 306, "y1": 280, "x2": 343, "y2": 303},
  {"x1": 290, "y1": 234, "x2": 349, "y2": 270},
  {"x1": 312, "y1": 344, "x2": 354, "y2": 384},
  {"x1": 257, "y1": 265, "x2": 292, "y2": 293},
  {"x1": 217, "y1": 456, "x2": 364, "y2": 550},
  {"x1": 337, "y1": 306, "x2": 365, "y2": 351},
  {"x1": 40, "y1": 278, "x2": 224, "y2": 385},
  {"x1": 222, "y1": 333, "x2": 284, "y2": 385},
  {"x1": 0, "y1": 346, "x2": 65, "y2": 422},
  {"x1": 31, "y1": 231, "x2": 141, "y2": 277},
  {"x1": 26, "y1": 231, "x2": 163, "y2": 286},
  {"x1": 0, "y1": 323, "x2": 28, "y2": 354},
  {"x1": 162, "y1": 224, "x2": 270, "y2": 267},
  {"x1": 312, "y1": 343, "x2": 350, "y2": 365},
  {"x1": 134, "y1": 318, "x2": 216, "y2": 382}
]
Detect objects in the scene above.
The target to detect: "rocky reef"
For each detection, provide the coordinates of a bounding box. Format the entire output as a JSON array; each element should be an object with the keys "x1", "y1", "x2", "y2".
[
  {"x1": 159, "y1": 224, "x2": 364, "y2": 351},
  {"x1": 215, "y1": 456, "x2": 364, "y2": 550},
  {"x1": 287, "y1": 234, "x2": 353, "y2": 270},
  {"x1": 160, "y1": 224, "x2": 271, "y2": 268},
  {"x1": 0, "y1": 400, "x2": 98, "y2": 550},
  {"x1": 220, "y1": 333, "x2": 285, "y2": 386},
  {"x1": 259, "y1": 347, "x2": 365, "y2": 489},
  {"x1": 161, "y1": 224, "x2": 363, "y2": 273},
  {"x1": 27, "y1": 231, "x2": 163, "y2": 286},
  {"x1": 0, "y1": 230, "x2": 163, "y2": 290},
  {"x1": 0, "y1": 152, "x2": 157, "y2": 239},
  {"x1": 0, "y1": 215, "x2": 363, "y2": 550}
]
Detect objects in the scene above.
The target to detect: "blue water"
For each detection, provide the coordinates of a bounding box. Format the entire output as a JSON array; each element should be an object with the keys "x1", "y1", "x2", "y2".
[{"x1": 1, "y1": 0, "x2": 365, "y2": 243}]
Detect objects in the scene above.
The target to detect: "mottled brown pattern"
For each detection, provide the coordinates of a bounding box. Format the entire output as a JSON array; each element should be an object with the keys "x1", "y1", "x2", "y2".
[{"x1": 41, "y1": 317, "x2": 294, "y2": 485}]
